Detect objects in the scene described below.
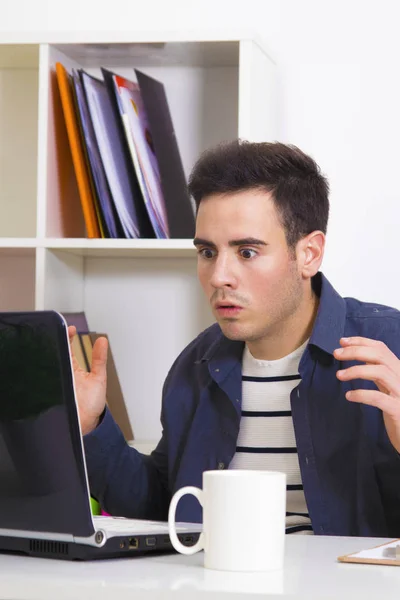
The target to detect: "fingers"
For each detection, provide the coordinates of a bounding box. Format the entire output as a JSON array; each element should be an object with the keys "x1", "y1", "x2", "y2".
[
  {"x1": 346, "y1": 388, "x2": 400, "y2": 420},
  {"x1": 338, "y1": 337, "x2": 400, "y2": 452},
  {"x1": 68, "y1": 325, "x2": 77, "y2": 340},
  {"x1": 334, "y1": 337, "x2": 399, "y2": 372},
  {"x1": 90, "y1": 336, "x2": 108, "y2": 377},
  {"x1": 67, "y1": 328, "x2": 108, "y2": 377},
  {"x1": 337, "y1": 364, "x2": 399, "y2": 395},
  {"x1": 67, "y1": 325, "x2": 80, "y2": 371},
  {"x1": 334, "y1": 344, "x2": 399, "y2": 371},
  {"x1": 339, "y1": 336, "x2": 384, "y2": 348}
]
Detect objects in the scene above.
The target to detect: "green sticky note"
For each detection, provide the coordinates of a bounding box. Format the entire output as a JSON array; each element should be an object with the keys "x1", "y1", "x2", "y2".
[{"x1": 90, "y1": 497, "x2": 101, "y2": 515}]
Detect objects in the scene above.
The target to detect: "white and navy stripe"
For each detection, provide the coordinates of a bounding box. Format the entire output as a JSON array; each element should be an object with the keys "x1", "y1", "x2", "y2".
[{"x1": 229, "y1": 340, "x2": 313, "y2": 535}]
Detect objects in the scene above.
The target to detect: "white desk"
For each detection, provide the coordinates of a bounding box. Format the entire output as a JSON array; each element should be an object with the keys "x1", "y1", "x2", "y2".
[{"x1": 0, "y1": 536, "x2": 399, "y2": 600}]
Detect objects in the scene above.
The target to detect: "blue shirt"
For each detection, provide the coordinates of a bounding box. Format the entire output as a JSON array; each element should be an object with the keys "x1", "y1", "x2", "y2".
[{"x1": 84, "y1": 272, "x2": 400, "y2": 536}]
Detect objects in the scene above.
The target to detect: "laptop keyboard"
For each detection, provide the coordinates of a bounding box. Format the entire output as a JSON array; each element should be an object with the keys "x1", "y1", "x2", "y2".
[{"x1": 93, "y1": 515, "x2": 201, "y2": 535}]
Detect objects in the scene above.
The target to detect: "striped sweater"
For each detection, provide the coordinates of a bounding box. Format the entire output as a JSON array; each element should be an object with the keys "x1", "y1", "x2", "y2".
[{"x1": 229, "y1": 340, "x2": 313, "y2": 534}]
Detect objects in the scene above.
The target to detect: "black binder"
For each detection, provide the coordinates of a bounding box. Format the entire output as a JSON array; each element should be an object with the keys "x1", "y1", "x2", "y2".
[{"x1": 135, "y1": 69, "x2": 195, "y2": 239}]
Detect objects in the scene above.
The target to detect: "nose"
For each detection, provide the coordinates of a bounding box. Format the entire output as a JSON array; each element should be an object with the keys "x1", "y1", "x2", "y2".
[{"x1": 209, "y1": 252, "x2": 238, "y2": 289}]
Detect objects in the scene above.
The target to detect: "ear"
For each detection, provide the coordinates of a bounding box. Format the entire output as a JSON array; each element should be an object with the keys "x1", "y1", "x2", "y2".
[{"x1": 296, "y1": 231, "x2": 325, "y2": 279}]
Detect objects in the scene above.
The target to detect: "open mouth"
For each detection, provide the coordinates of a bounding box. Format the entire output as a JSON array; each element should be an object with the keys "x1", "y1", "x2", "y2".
[{"x1": 215, "y1": 304, "x2": 243, "y2": 316}]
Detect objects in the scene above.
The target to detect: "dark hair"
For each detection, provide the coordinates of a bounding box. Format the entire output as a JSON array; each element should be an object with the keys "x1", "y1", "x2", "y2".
[{"x1": 188, "y1": 140, "x2": 330, "y2": 248}]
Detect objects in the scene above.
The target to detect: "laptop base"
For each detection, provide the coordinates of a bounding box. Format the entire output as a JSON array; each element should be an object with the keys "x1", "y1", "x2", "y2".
[{"x1": 0, "y1": 532, "x2": 200, "y2": 561}]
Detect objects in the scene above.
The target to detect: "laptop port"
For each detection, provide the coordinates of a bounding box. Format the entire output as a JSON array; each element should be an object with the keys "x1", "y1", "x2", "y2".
[
  {"x1": 146, "y1": 537, "x2": 156, "y2": 547},
  {"x1": 128, "y1": 537, "x2": 139, "y2": 549}
]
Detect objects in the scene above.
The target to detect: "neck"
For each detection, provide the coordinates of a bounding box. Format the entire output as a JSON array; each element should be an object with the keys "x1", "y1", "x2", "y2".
[{"x1": 247, "y1": 286, "x2": 319, "y2": 361}]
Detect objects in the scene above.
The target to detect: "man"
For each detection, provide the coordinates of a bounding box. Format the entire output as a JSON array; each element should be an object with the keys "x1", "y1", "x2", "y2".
[{"x1": 72, "y1": 141, "x2": 400, "y2": 537}]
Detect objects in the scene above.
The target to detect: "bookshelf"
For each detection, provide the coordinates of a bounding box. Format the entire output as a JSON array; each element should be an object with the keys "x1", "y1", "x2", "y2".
[{"x1": 0, "y1": 32, "x2": 277, "y2": 451}]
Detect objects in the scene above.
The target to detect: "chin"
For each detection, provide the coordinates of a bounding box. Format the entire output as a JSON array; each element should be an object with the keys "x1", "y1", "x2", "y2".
[{"x1": 218, "y1": 322, "x2": 247, "y2": 341}]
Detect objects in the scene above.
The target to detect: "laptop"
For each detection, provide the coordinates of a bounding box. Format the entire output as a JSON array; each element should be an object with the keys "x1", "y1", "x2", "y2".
[{"x1": 0, "y1": 311, "x2": 201, "y2": 560}]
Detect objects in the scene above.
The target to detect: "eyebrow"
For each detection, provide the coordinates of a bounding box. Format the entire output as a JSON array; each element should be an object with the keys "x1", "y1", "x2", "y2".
[{"x1": 193, "y1": 237, "x2": 268, "y2": 249}]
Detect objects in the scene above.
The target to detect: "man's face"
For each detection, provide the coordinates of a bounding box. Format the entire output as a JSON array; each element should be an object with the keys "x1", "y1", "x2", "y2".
[{"x1": 194, "y1": 189, "x2": 306, "y2": 346}]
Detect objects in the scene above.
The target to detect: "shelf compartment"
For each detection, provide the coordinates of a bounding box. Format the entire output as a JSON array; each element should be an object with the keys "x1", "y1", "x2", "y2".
[
  {"x1": 0, "y1": 45, "x2": 39, "y2": 238},
  {"x1": 0, "y1": 248, "x2": 36, "y2": 310},
  {"x1": 39, "y1": 41, "x2": 240, "y2": 239}
]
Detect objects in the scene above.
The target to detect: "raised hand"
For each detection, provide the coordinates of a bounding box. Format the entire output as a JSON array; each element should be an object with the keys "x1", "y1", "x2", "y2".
[
  {"x1": 68, "y1": 326, "x2": 109, "y2": 435},
  {"x1": 334, "y1": 337, "x2": 400, "y2": 453}
]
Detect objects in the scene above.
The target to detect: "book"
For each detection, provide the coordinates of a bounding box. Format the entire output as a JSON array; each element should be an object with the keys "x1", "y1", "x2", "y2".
[
  {"x1": 70, "y1": 333, "x2": 89, "y2": 371},
  {"x1": 135, "y1": 69, "x2": 195, "y2": 238},
  {"x1": 61, "y1": 311, "x2": 89, "y2": 333},
  {"x1": 55, "y1": 63, "x2": 101, "y2": 239},
  {"x1": 80, "y1": 333, "x2": 93, "y2": 370},
  {"x1": 70, "y1": 70, "x2": 107, "y2": 239},
  {"x1": 107, "y1": 70, "x2": 169, "y2": 239},
  {"x1": 72, "y1": 70, "x2": 123, "y2": 239}
]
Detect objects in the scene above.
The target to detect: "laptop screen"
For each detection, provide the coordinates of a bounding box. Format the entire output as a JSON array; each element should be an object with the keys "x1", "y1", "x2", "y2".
[{"x1": 0, "y1": 311, "x2": 94, "y2": 537}]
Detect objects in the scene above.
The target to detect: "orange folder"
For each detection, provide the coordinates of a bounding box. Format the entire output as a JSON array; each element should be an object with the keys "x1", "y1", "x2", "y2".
[{"x1": 55, "y1": 62, "x2": 102, "y2": 238}]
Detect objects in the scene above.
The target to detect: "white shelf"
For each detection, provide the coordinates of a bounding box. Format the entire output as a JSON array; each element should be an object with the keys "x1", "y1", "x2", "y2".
[
  {"x1": 0, "y1": 238, "x2": 197, "y2": 257},
  {"x1": 0, "y1": 238, "x2": 38, "y2": 247},
  {"x1": 0, "y1": 29, "x2": 273, "y2": 57},
  {"x1": 44, "y1": 238, "x2": 196, "y2": 258}
]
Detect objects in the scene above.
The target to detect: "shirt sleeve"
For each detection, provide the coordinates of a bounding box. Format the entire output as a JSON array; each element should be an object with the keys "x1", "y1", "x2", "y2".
[{"x1": 83, "y1": 407, "x2": 170, "y2": 520}]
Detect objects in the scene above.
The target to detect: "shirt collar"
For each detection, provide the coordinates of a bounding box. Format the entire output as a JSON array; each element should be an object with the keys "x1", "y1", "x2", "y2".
[{"x1": 308, "y1": 271, "x2": 347, "y2": 356}]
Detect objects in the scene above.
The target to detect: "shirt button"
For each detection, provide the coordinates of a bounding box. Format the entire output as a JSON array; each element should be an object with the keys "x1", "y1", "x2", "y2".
[{"x1": 217, "y1": 462, "x2": 225, "y2": 470}]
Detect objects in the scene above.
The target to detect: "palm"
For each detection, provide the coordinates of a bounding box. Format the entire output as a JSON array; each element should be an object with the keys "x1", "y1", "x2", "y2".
[
  {"x1": 73, "y1": 361, "x2": 106, "y2": 412},
  {"x1": 68, "y1": 326, "x2": 108, "y2": 434}
]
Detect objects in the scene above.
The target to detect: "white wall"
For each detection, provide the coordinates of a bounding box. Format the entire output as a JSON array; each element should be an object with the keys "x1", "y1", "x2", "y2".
[
  {"x1": 270, "y1": 1, "x2": 400, "y2": 307},
  {"x1": 1, "y1": 0, "x2": 399, "y2": 306}
]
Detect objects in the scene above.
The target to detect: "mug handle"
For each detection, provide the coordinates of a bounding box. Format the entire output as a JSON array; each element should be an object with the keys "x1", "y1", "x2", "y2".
[{"x1": 168, "y1": 486, "x2": 204, "y2": 555}]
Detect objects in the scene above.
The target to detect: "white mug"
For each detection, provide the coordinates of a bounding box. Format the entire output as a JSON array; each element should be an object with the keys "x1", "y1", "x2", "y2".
[{"x1": 168, "y1": 470, "x2": 286, "y2": 572}]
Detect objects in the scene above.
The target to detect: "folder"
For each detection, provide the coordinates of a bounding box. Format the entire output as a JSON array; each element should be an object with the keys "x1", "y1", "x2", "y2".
[
  {"x1": 135, "y1": 69, "x2": 195, "y2": 238},
  {"x1": 338, "y1": 538, "x2": 400, "y2": 566},
  {"x1": 80, "y1": 71, "x2": 141, "y2": 239},
  {"x1": 55, "y1": 62, "x2": 102, "y2": 239},
  {"x1": 104, "y1": 69, "x2": 169, "y2": 239},
  {"x1": 72, "y1": 70, "x2": 123, "y2": 239},
  {"x1": 96, "y1": 68, "x2": 155, "y2": 239}
]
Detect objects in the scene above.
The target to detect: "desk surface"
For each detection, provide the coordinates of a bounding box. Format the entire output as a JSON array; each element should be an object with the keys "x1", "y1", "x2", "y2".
[{"x1": 0, "y1": 535, "x2": 399, "y2": 600}]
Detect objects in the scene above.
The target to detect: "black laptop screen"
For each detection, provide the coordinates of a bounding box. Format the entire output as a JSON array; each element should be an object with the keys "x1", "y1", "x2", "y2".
[{"x1": 0, "y1": 311, "x2": 94, "y2": 537}]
